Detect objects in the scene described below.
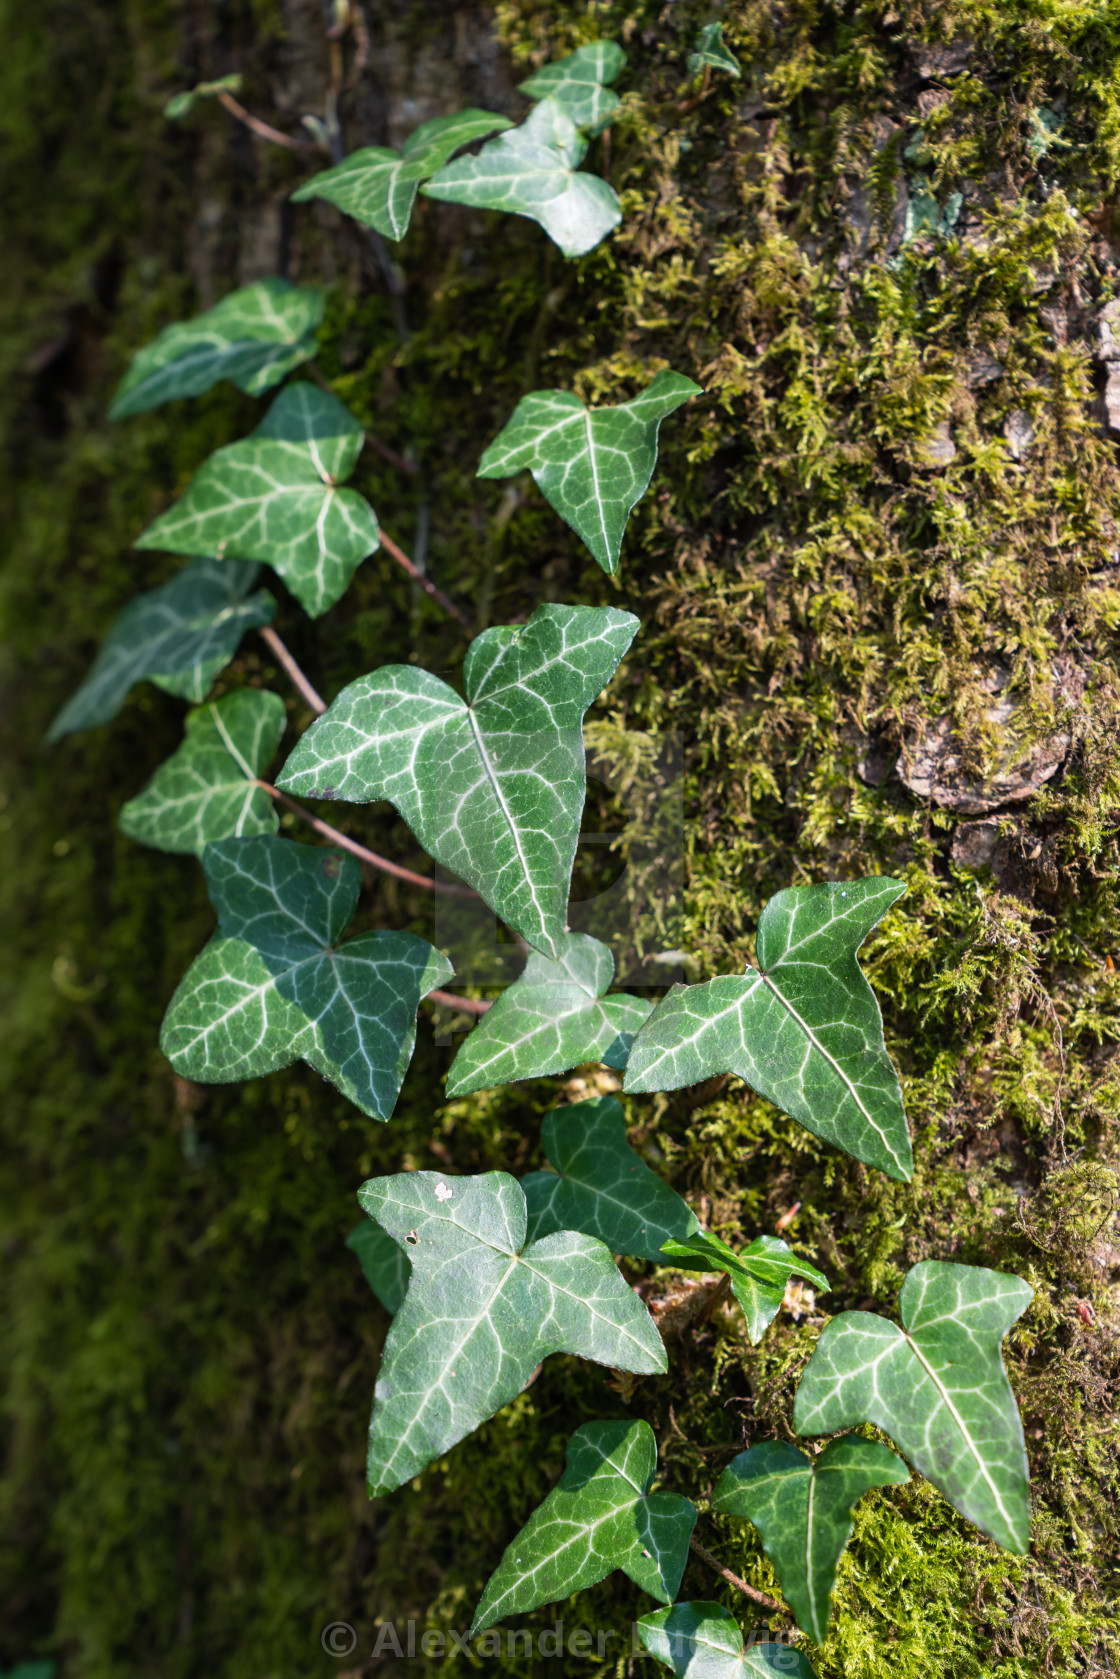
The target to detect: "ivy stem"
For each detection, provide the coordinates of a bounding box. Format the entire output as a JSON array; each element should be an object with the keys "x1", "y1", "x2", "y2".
[
  {"x1": 215, "y1": 89, "x2": 316, "y2": 154},
  {"x1": 379, "y1": 530, "x2": 473, "y2": 634},
  {"x1": 258, "y1": 780, "x2": 476, "y2": 898},
  {"x1": 258, "y1": 626, "x2": 327, "y2": 715},
  {"x1": 688, "y1": 1536, "x2": 784, "y2": 1614},
  {"x1": 427, "y1": 988, "x2": 491, "y2": 1017}
]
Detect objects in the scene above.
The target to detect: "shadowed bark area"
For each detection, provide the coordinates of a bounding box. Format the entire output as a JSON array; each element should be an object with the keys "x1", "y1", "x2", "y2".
[{"x1": 1, "y1": 3, "x2": 1118, "y2": 1676}]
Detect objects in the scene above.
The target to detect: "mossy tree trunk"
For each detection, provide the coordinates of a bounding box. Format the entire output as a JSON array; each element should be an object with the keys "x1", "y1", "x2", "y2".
[{"x1": 1, "y1": 3, "x2": 1118, "y2": 1676}]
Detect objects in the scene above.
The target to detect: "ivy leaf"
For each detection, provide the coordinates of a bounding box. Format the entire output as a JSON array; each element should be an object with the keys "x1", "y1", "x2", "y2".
[
  {"x1": 160, "y1": 835, "x2": 453, "y2": 1119},
  {"x1": 292, "y1": 109, "x2": 513, "y2": 239},
  {"x1": 687, "y1": 24, "x2": 742, "y2": 79},
  {"x1": 793, "y1": 1260, "x2": 1033, "y2": 1552},
  {"x1": 278, "y1": 603, "x2": 638, "y2": 959},
  {"x1": 163, "y1": 73, "x2": 243, "y2": 121},
  {"x1": 518, "y1": 41, "x2": 626, "y2": 134},
  {"x1": 478, "y1": 370, "x2": 700, "y2": 574},
  {"x1": 47, "y1": 559, "x2": 275, "y2": 742},
  {"x1": 118, "y1": 688, "x2": 285, "y2": 855},
  {"x1": 521, "y1": 1095, "x2": 699, "y2": 1263},
  {"x1": 346, "y1": 1220, "x2": 409, "y2": 1315},
  {"x1": 445, "y1": 934, "x2": 652, "y2": 1095},
  {"x1": 625, "y1": 880, "x2": 912, "y2": 1182},
  {"x1": 639, "y1": 1603, "x2": 819, "y2": 1678},
  {"x1": 135, "y1": 384, "x2": 380, "y2": 618},
  {"x1": 713, "y1": 1436, "x2": 908, "y2": 1641},
  {"x1": 109, "y1": 279, "x2": 325, "y2": 418},
  {"x1": 359, "y1": 1170, "x2": 667, "y2": 1495},
  {"x1": 471, "y1": 1418, "x2": 695, "y2": 1635},
  {"x1": 661, "y1": 1231, "x2": 829, "y2": 1345},
  {"x1": 422, "y1": 97, "x2": 621, "y2": 258}
]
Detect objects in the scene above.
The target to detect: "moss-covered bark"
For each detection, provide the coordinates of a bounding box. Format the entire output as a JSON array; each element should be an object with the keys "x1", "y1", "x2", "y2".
[{"x1": 1, "y1": 2, "x2": 1118, "y2": 1676}]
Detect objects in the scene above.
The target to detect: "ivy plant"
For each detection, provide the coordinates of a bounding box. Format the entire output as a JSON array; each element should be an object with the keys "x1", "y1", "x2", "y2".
[
  {"x1": 517, "y1": 40, "x2": 626, "y2": 133},
  {"x1": 639, "y1": 1603, "x2": 819, "y2": 1678},
  {"x1": 687, "y1": 24, "x2": 742, "y2": 80},
  {"x1": 660, "y1": 1230, "x2": 829, "y2": 1345}
]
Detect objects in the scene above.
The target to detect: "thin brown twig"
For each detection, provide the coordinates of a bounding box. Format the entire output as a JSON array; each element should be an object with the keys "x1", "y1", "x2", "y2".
[
  {"x1": 259, "y1": 626, "x2": 327, "y2": 715},
  {"x1": 427, "y1": 988, "x2": 491, "y2": 1017},
  {"x1": 260, "y1": 781, "x2": 476, "y2": 898},
  {"x1": 688, "y1": 1535, "x2": 784, "y2": 1614},
  {"x1": 379, "y1": 530, "x2": 473, "y2": 633},
  {"x1": 215, "y1": 88, "x2": 316, "y2": 153}
]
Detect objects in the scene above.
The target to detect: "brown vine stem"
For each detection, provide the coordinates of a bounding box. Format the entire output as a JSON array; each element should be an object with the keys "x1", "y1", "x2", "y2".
[
  {"x1": 258, "y1": 626, "x2": 327, "y2": 715},
  {"x1": 379, "y1": 530, "x2": 473, "y2": 634},
  {"x1": 688, "y1": 1536, "x2": 784, "y2": 1614},
  {"x1": 259, "y1": 781, "x2": 476, "y2": 899},
  {"x1": 427, "y1": 988, "x2": 491, "y2": 1017},
  {"x1": 215, "y1": 88, "x2": 317, "y2": 153}
]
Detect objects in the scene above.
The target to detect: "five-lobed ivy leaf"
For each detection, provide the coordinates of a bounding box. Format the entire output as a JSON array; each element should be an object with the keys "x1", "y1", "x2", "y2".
[
  {"x1": 713, "y1": 1436, "x2": 909, "y2": 1641},
  {"x1": 278, "y1": 603, "x2": 638, "y2": 960},
  {"x1": 292, "y1": 109, "x2": 513, "y2": 239},
  {"x1": 478, "y1": 370, "x2": 700, "y2": 574},
  {"x1": 47, "y1": 558, "x2": 275, "y2": 741},
  {"x1": 423, "y1": 96, "x2": 621, "y2": 258},
  {"x1": 358, "y1": 1170, "x2": 667, "y2": 1495},
  {"x1": 661, "y1": 1231, "x2": 829, "y2": 1345},
  {"x1": 793, "y1": 1260, "x2": 1033, "y2": 1553},
  {"x1": 639, "y1": 1602, "x2": 819, "y2": 1678},
  {"x1": 687, "y1": 23, "x2": 743, "y2": 79},
  {"x1": 135, "y1": 383, "x2": 380, "y2": 617},
  {"x1": 109, "y1": 278, "x2": 325, "y2": 418},
  {"x1": 522, "y1": 1095, "x2": 699, "y2": 1263},
  {"x1": 118, "y1": 687, "x2": 285, "y2": 855},
  {"x1": 347, "y1": 1220, "x2": 410, "y2": 1315},
  {"x1": 471, "y1": 1418, "x2": 695, "y2": 1635},
  {"x1": 625, "y1": 879, "x2": 913, "y2": 1182},
  {"x1": 518, "y1": 41, "x2": 626, "y2": 134},
  {"x1": 160, "y1": 835, "x2": 453, "y2": 1118},
  {"x1": 445, "y1": 933, "x2": 652, "y2": 1095}
]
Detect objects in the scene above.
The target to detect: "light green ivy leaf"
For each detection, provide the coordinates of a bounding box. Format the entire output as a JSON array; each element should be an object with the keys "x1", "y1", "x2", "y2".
[
  {"x1": 163, "y1": 73, "x2": 243, "y2": 122},
  {"x1": 687, "y1": 24, "x2": 743, "y2": 79},
  {"x1": 118, "y1": 688, "x2": 285, "y2": 855},
  {"x1": 292, "y1": 109, "x2": 513, "y2": 239},
  {"x1": 713, "y1": 1436, "x2": 908, "y2": 1641},
  {"x1": 423, "y1": 97, "x2": 621, "y2": 258},
  {"x1": 160, "y1": 835, "x2": 453, "y2": 1118},
  {"x1": 625, "y1": 879, "x2": 913, "y2": 1181},
  {"x1": 109, "y1": 278, "x2": 325, "y2": 418},
  {"x1": 359, "y1": 1171, "x2": 667, "y2": 1495},
  {"x1": 135, "y1": 383, "x2": 380, "y2": 618},
  {"x1": 471, "y1": 1418, "x2": 694, "y2": 1635},
  {"x1": 445, "y1": 933, "x2": 652, "y2": 1095},
  {"x1": 522, "y1": 1094, "x2": 698, "y2": 1263},
  {"x1": 47, "y1": 558, "x2": 275, "y2": 741},
  {"x1": 278, "y1": 603, "x2": 638, "y2": 959},
  {"x1": 793, "y1": 1260, "x2": 1033, "y2": 1553},
  {"x1": 661, "y1": 1231, "x2": 829, "y2": 1345},
  {"x1": 518, "y1": 41, "x2": 626, "y2": 134},
  {"x1": 478, "y1": 370, "x2": 700, "y2": 574},
  {"x1": 347, "y1": 1220, "x2": 410, "y2": 1315},
  {"x1": 639, "y1": 1603, "x2": 819, "y2": 1678}
]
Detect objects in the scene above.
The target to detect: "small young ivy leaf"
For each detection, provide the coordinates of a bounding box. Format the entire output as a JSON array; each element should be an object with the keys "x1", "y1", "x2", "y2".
[
  {"x1": 109, "y1": 279, "x2": 325, "y2": 418},
  {"x1": 163, "y1": 73, "x2": 243, "y2": 122},
  {"x1": 713, "y1": 1437, "x2": 908, "y2": 1641},
  {"x1": 278, "y1": 603, "x2": 638, "y2": 959},
  {"x1": 522, "y1": 1095, "x2": 699, "y2": 1263},
  {"x1": 478, "y1": 370, "x2": 701, "y2": 574},
  {"x1": 518, "y1": 41, "x2": 626, "y2": 134},
  {"x1": 793, "y1": 1260, "x2": 1033, "y2": 1553},
  {"x1": 292, "y1": 109, "x2": 513, "y2": 239},
  {"x1": 639, "y1": 1602, "x2": 819, "y2": 1678},
  {"x1": 48, "y1": 559, "x2": 275, "y2": 742},
  {"x1": 661, "y1": 1231, "x2": 829, "y2": 1345},
  {"x1": 422, "y1": 97, "x2": 621, "y2": 258},
  {"x1": 471, "y1": 1418, "x2": 695, "y2": 1635},
  {"x1": 625, "y1": 879, "x2": 912, "y2": 1182},
  {"x1": 358, "y1": 1171, "x2": 667, "y2": 1495},
  {"x1": 445, "y1": 934, "x2": 652, "y2": 1095},
  {"x1": 135, "y1": 383, "x2": 380, "y2": 618},
  {"x1": 346, "y1": 1220, "x2": 409, "y2": 1315},
  {"x1": 118, "y1": 688, "x2": 285, "y2": 855},
  {"x1": 687, "y1": 23, "x2": 743, "y2": 79},
  {"x1": 160, "y1": 835, "x2": 453, "y2": 1119}
]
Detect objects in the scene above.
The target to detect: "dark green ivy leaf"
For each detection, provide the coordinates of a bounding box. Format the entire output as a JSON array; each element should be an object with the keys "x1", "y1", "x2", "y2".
[
  {"x1": 346, "y1": 1220, "x2": 409, "y2": 1315},
  {"x1": 639, "y1": 1602, "x2": 819, "y2": 1678},
  {"x1": 518, "y1": 41, "x2": 626, "y2": 134}
]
